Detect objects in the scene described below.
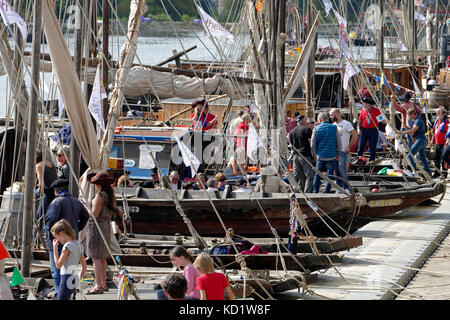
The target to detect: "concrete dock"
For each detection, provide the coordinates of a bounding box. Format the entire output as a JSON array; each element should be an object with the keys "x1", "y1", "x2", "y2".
[{"x1": 279, "y1": 182, "x2": 450, "y2": 300}]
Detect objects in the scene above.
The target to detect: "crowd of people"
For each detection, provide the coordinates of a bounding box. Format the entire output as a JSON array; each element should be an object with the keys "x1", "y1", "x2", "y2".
[{"x1": 28, "y1": 90, "x2": 449, "y2": 300}]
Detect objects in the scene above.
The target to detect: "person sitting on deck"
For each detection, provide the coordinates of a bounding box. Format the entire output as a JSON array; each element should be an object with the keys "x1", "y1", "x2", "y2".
[
  {"x1": 163, "y1": 273, "x2": 188, "y2": 300},
  {"x1": 117, "y1": 173, "x2": 133, "y2": 187},
  {"x1": 215, "y1": 173, "x2": 227, "y2": 191},
  {"x1": 206, "y1": 178, "x2": 218, "y2": 191},
  {"x1": 194, "y1": 172, "x2": 207, "y2": 190},
  {"x1": 223, "y1": 156, "x2": 241, "y2": 178},
  {"x1": 190, "y1": 99, "x2": 217, "y2": 131},
  {"x1": 254, "y1": 166, "x2": 288, "y2": 193},
  {"x1": 233, "y1": 178, "x2": 251, "y2": 193},
  {"x1": 141, "y1": 168, "x2": 161, "y2": 188},
  {"x1": 169, "y1": 171, "x2": 182, "y2": 190}
]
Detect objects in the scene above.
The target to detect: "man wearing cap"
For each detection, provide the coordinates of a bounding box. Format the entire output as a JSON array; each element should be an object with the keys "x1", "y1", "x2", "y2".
[
  {"x1": 357, "y1": 88, "x2": 387, "y2": 162},
  {"x1": 190, "y1": 99, "x2": 217, "y2": 131},
  {"x1": 330, "y1": 108, "x2": 358, "y2": 191},
  {"x1": 141, "y1": 168, "x2": 161, "y2": 188},
  {"x1": 289, "y1": 114, "x2": 314, "y2": 192},
  {"x1": 45, "y1": 179, "x2": 89, "y2": 298}
]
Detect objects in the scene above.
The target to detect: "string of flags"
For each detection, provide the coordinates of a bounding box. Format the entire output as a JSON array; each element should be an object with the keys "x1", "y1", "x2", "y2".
[{"x1": 364, "y1": 69, "x2": 422, "y2": 96}]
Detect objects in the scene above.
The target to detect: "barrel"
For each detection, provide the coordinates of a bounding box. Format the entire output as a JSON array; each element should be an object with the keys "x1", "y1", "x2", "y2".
[
  {"x1": 0, "y1": 187, "x2": 24, "y2": 246},
  {"x1": 428, "y1": 88, "x2": 450, "y2": 109}
]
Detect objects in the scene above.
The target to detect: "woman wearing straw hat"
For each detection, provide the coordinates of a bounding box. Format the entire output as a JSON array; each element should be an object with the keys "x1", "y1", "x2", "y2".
[{"x1": 84, "y1": 171, "x2": 119, "y2": 295}]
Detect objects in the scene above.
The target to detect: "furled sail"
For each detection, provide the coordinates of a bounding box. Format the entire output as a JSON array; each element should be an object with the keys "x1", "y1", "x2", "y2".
[{"x1": 42, "y1": 0, "x2": 100, "y2": 170}]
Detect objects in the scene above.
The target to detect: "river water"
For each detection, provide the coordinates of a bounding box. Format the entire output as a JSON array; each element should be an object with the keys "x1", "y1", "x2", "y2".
[{"x1": 0, "y1": 33, "x2": 381, "y2": 117}]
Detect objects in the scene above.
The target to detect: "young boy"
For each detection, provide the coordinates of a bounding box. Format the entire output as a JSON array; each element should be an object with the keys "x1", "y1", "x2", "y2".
[{"x1": 163, "y1": 273, "x2": 188, "y2": 300}]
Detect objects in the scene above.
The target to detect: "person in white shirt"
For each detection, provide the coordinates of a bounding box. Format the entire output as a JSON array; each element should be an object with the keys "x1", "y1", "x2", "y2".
[
  {"x1": 169, "y1": 171, "x2": 182, "y2": 190},
  {"x1": 329, "y1": 108, "x2": 358, "y2": 191},
  {"x1": 227, "y1": 110, "x2": 244, "y2": 136},
  {"x1": 206, "y1": 178, "x2": 219, "y2": 191}
]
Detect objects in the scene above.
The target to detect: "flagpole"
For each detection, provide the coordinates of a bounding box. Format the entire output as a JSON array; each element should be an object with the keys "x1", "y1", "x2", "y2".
[
  {"x1": 21, "y1": 0, "x2": 42, "y2": 277},
  {"x1": 379, "y1": 0, "x2": 385, "y2": 107},
  {"x1": 70, "y1": 0, "x2": 83, "y2": 198}
]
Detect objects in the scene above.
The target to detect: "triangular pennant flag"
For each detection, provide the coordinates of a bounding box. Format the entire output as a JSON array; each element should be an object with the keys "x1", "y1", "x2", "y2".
[
  {"x1": 247, "y1": 123, "x2": 261, "y2": 162},
  {"x1": 10, "y1": 266, "x2": 25, "y2": 287},
  {"x1": 88, "y1": 66, "x2": 107, "y2": 130},
  {"x1": 0, "y1": 241, "x2": 9, "y2": 260},
  {"x1": 196, "y1": 4, "x2": 234, "y2": 42},
  {"x1": 175, "y1": 136, "x2": 201, "y2": 178}
]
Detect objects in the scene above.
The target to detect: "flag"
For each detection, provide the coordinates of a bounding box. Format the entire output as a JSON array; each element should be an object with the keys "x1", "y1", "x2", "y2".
[
  {"x1": 0, "y1": 241, "x2": 9, "y2": 260},
  {"x1": 0, "y1": 0, "x2": 27, "y2": 40},
  {"x1": 380, "y1": 73, "x2": 390, "y2": 90},
  {"x1": 322, "y1": 0, "x2": 333, "y2": 16},
  {"x1": 343, "y1": 60, "x2": 360, "y2": 91},
  {"x1": 195, "y1": 5, "x2": 234, "y2": 42},
  {"x1": 255, "y1": 0, "x2": 263, "y2": 13},
  {"x1": 333, "y1": 9, "x2": 347, "y2": 30},
  {"x1": 88, "y1": 66, "x2": 107, "y2": 130},
  {"x1": 247, "y1": 123, "x2": 261, "y2": 162},
  {"x1": 10, "y1": 266, "x2": 24, "y2": 287},
  {"x1": 175, "y1": 136, "x2": 200, "y2": 178}
]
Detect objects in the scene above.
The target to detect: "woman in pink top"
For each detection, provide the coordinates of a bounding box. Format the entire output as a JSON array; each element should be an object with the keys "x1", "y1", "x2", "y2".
[{"x1": 157, "y1": 246, "x2": 201, "y2": 300}]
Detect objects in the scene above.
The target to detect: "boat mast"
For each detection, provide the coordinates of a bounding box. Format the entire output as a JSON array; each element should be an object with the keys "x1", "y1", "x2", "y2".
[
  {"x1": 410, "y1": 0, "x2": 417, "y2": 84},
  {"x1": 270, "y1": 0, "x2": 278, "y2": 129},
  {"x1": 21, "y1": 0, "x2": 42, "y2": 277},
  {"x1": 434, "y1": 0, "x2": 440, "y2": 79},
  {"x1": 305, "y1": 1, "x2": 315, "y2": 118},
  {"x1": 69, "y1": 0, "x2": 84, "y2": 198},
  {"x1": 12, "y1": 0, "x2": 26, "y2": 182},
  {"x1": 379, "y1": 0, "x2": 385, "y2": 107},
  {"x1": 102, "y1": 0, "x2": 110, "y2": 128}
]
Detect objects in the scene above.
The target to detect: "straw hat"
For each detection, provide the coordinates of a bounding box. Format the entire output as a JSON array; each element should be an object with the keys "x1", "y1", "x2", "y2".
[{"x1": 89, "y1": 171, "x2": 115, "y2": 186}]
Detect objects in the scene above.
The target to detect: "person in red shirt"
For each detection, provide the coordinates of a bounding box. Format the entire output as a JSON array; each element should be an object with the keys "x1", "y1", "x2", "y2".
[
  {"x1": 356, "y1": 88, "x2": 387, "y2": 161},
  {"x1": 190, "y1": 99, "x2": 217, "y2": 131},
  {"x1": 194, "y1": 253, "x2": 235, "y2": 300},
  {"x1": 430, "y1": 107, "x2": 448, "y2": 178}
]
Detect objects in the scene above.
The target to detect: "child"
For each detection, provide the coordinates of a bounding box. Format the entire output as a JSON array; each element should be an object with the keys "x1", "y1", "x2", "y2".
[
  {"x1": 163, "y1": 273, "x2": 188, "y2": 300},
  {"x1": 51, "y1": 219, "x2": 87, "y2": 300},
  {"x1": 157, "y1": 246, "x2": 201, "y2": 300},
  {"x1": 194, "y1": 253, "x2": 235, "y2": 300}
]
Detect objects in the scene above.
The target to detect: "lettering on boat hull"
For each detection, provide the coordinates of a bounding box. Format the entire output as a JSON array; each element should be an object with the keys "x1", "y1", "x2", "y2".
[{"x1": 367, "y1": 198, "x2": 402, "y2": 208}]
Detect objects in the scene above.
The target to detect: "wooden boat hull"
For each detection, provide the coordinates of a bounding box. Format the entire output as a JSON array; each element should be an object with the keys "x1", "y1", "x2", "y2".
[
  {"x1": 7, "y1": 249, "x2": 343, "y2": 272},
  {"x1": 116, "y1": 188, "x2": 356, "y2": 237},
  {"x1": 357, "y1": 182, "x2": 446, "y2": 219},
  {"x1": 115, "y1": 182, "x2": 445, "y2": 237}
]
